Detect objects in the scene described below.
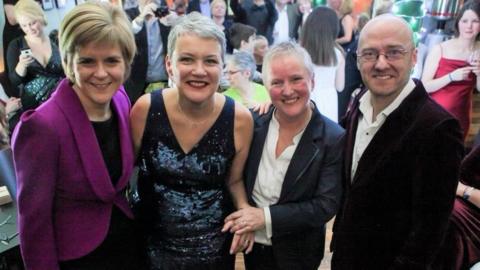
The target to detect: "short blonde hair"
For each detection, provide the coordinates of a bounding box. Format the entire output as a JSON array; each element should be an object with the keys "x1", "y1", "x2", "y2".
[
  {"x1": 340, "y1": 0, "x2": 353, "y2": 15},
  {"x1": 262, "y1": 41, "x2": 314, "y2": 86},
  {"x1": 210, "y1": 0, "x2": 226, "y2": 13},
  {"x1": 59, "y1": 1, "x2": 136, "y2": 82},
  {"x1": 14, "y1": 0, "x2": 47, "y2": 26}
]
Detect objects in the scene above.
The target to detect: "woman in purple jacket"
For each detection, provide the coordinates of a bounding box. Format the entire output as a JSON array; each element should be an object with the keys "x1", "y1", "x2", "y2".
[{"x1": 12, "y1": 2, "x2": 146, "y2": 269}]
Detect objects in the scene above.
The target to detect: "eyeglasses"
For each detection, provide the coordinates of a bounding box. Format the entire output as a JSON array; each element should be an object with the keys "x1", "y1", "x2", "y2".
[
  {"x1": 224, "y1": 70, "x2": 242, "y2": 76},
  {"x1": 357, "y1": 48, "x2": 411, "y2": 62}
]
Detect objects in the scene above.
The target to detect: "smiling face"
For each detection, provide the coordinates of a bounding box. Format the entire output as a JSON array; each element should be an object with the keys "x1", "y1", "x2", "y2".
[
  {"x1": 166, "y1": 34, "x2": 223, "y2": 104},
  {"x1": 17, "y1": 15, "x2": 44, "y2": 38},
  {"x1": 458, "y1": 9, "x2": 480, "y2": 40},
  {"x1": 71, "y1": 41, "x2": 126, "y2": 110},
  {"x1": 266, "y1": 54, "x2": 313, "y2": 122},
  {"x1": 357, "y1": 17, "x2": 416, "y2": 103}
]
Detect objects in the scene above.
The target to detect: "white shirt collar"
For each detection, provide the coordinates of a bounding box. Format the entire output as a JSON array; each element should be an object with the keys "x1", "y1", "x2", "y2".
[{"x1": 359, "y1": 79, "x2": 415, "y2": 124}]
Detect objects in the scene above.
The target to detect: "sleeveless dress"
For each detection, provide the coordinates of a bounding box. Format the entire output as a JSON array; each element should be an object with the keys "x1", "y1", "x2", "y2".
[
  {"x1": 430, "y1": 46, "x2": 476, "y2": 139},
  {"x1": 311, "y1": 48, "x2": 343, "y2": 123},
  {"x1": 137, "y1": 90, "x2": 236, "y2": 270},
  {"x1": 337, "y1": 15, "x2": 354, "y2": 52}
]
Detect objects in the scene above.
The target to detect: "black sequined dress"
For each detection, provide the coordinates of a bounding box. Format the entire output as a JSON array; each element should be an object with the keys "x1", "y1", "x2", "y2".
[{"x1": 137, "y1": 90, "x2": 236, "y2": 270}]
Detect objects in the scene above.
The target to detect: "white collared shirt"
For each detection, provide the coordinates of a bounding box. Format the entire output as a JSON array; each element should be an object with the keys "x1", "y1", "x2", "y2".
[
  {"x1": 351, "y1": 79, "x2": 415, "y2": 180},
  {"x1": 252, "y1": 112, "x2": 308, "y2": 245},
  {"x1": 273, "y1": 5, "x2": 289, "y2": 44}
]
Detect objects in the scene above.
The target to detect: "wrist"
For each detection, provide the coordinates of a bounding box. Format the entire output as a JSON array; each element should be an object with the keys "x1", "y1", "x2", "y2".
[
  {"x1": 237, "y1": 203, "x2": 250, "y2": 210},
  {"x1": 448, "y1": 73, "x2": 454, "y2": 82},
  {"x1": 15, "y1": 65, "x2": 26, "y2": 77},
  {"x1": 463, "y1": 186, "x2": 475, "y2": 200}
]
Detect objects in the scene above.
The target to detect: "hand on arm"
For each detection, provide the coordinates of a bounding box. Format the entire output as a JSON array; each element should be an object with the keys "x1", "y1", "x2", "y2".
[
  {"x1": 223, "y1": 207, "x2": 263, "y2": 254},
  {"x1": 251, "y1": 101, "x2": 272, "y2": 115},
  {"x1": 223, "y1": 206, "x2": 266, "y2": 234}
]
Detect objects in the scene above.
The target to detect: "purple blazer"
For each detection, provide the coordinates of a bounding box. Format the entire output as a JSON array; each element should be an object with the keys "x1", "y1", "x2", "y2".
[{"x1": 12, "y1": 79, "x2": 135, "y2": 270}]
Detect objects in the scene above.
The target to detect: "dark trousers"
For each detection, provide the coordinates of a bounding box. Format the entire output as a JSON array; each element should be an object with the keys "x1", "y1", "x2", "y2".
[{"x1": 244, "y1": 243, "x2": 279, "y2": 270}]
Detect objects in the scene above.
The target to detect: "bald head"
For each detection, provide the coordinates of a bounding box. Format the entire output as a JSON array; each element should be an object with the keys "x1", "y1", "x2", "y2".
[
  {"x1": 358, "y1": 14, "x2": 414, "y2": 49},
  {"x1": 355, "y1": 14, "x2": 417, "y2": 110}
]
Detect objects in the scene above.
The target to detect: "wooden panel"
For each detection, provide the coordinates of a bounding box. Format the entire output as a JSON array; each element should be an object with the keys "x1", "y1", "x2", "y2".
[{"x1": 466, "y1": 91, "x2": 480, "y2": 148}]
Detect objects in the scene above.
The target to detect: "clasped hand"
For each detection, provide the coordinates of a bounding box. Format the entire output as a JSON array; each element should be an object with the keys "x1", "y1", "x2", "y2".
[
  {"x1": 222, "y1": 207, "x2": 265, "y2": 254},
  {"x1": 451, "y1": 66, "x2": 480, "y2": 81}
]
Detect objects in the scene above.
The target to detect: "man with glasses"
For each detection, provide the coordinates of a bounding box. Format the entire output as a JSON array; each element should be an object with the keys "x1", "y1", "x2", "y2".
[{"x1": 330, "y1": 15, "x2": 464, "y2": 270}]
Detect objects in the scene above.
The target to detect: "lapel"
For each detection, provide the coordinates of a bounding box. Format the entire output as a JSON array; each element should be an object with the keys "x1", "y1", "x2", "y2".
[
  {"x1": 350, "y1": 81, "x2": 429, "y2": 187},
  {"x1": 278, "y1": 105, "x2": 322, "y2": 202},
  {"x1": 343, "y1": 97, "x2": 360, "y2": 189},
  {"x1": 53, "y1": 79, "x2": 124, "y2": 202},
  {"x1": 245, "y1": 110, "x2": 272, "y2": 198}
]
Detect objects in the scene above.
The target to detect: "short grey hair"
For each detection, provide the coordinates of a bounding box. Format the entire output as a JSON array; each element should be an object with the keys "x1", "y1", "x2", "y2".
[
  {"x1": 229, "y1": 51, "x2": 256, "y2": 80},
  {"x1": 167, "y1": 12, "x2": 226, "y2": 63},
  {"x1": 262, "y1": 41, "x2": 314, "y2": 85}
]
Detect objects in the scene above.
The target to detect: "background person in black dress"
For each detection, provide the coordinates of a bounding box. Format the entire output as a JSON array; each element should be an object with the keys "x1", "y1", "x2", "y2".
[{"x1": 3, "y1": 0, "x2": 23, "y2": 79}]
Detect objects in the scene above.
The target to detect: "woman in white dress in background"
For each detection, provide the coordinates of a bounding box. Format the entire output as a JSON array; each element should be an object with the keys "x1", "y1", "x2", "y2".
[{"x1": 300, "y1": 6, "x2": 344, "y2": 123}]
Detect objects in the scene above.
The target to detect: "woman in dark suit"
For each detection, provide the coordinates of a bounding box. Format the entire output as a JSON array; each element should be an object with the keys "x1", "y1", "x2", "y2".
[
  {"x1": 223, "y1": 41, "x2": 344, "y2": 270},
  {"x1": 12, "y1": 2, "x2": 145, "y2": 269}
]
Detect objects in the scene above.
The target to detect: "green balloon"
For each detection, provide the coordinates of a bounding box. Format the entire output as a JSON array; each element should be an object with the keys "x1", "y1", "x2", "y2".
[
  {"x1": 313, "y1": 0, "x2": 326, "y2": 7},
  {"x1": 392, "y1": 0, "x2": 425, "y2": 18}
]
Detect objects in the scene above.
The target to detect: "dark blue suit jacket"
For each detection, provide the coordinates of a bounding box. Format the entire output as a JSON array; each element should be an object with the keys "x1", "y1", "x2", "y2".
[{"x1": 244, "y1": 104, "x2": 344, "y2": 269}]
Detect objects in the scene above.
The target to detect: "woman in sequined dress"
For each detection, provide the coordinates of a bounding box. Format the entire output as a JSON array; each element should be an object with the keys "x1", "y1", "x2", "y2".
[
  {"x1": 6, "y1": 0, "x2": 64, "y2": 131},
  {"x1": 131, "y1": 12, "x2": 255, "y2": 270}
]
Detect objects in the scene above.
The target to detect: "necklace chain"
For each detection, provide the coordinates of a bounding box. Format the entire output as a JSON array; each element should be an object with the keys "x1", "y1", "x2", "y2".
[{"x1": 177, "y1": 97, "x2": 216, "y2": 128}]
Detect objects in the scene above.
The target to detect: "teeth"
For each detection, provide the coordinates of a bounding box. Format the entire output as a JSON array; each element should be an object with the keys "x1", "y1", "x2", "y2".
[
  {"x1": 375, "y1": 75, "x2": 391, "y2": 79},
  {"x1": 283, "y1": 98, "x2": 298, "y2": 104},
  {"x1": 189, "y1": 81, "x2": 207, "y2": 87},
  {"x1": 92, "y1": 83, "x2": 110, "y2": 88}
]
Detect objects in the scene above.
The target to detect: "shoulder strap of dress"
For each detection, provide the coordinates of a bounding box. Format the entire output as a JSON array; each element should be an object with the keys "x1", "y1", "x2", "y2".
[
  {"x1": 150, "y1": 89, "x2": 164, "y2": 114},
  {"x1": 222, "y1": 95, "x2": 235, "y2": 136}
]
